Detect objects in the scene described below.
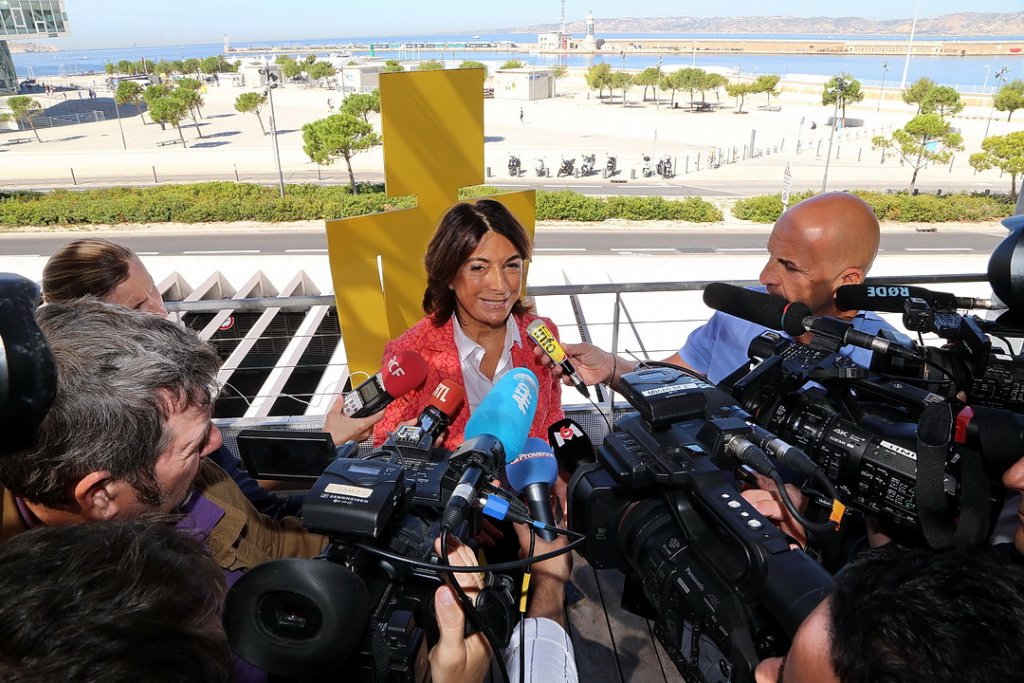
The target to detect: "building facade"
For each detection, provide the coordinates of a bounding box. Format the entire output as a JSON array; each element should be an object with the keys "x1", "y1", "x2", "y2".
[{"x1": 1, "y1": 0, "x2": 70, "y2": 94}]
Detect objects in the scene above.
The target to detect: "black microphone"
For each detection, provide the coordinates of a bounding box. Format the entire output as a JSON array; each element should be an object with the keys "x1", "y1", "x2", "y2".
[
  {"x1": 547, "y1": 418, "x2": 595, "y2": 473},
  {"x1": 703, "y1": 283, "x2": 918, "y2": 361},
  {"x1": 441, "y1": 434, "x2": 505, "y2": 532},
  {"x1": 835, "y1": 284, "x2": 1001, "y2": 313}
]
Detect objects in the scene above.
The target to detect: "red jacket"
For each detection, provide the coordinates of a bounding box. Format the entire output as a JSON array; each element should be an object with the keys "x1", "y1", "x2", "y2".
[{"x1": 372, "y1": 313, "x2": 565, "y2": 448}]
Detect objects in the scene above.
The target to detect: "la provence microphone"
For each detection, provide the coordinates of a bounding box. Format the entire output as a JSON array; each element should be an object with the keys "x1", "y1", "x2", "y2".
[
  {"x1": 343, "y1": 350, "x2": 427, "y2": 418},
  {"x1": 547, "y1": 418, "x2": 595, "y2": 473},
  {"x1": 703, "y1": 282, "x2": 917, "y2": 361},
  {"x1": 526, "y1": 318, "x2": 590, "y2": 398},
  {"x1": 387, "y1": 380, "x2": 466, "y2": 450},
  {"x1": 442, "y1": 368, "x2": 539, "y2": 532},
  {"x1": 506, "y1": 437, "x2": 560, "y2": 541},
  {"x1": 835, "y1": 284, "x2": 1002, "y2": 313}
]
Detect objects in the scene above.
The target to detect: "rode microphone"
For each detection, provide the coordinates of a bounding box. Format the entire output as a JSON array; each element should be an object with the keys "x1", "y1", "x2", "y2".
[
  {"x1": 703, "y1": 282, "x2": 917, "y2": 361},
  {"x1": 526, "y1": 318, "x2": 590, "y2": 398},
  {"x1": 547, "y1": 418, "x2": 595, "y2": 473},
  {"x1": 343, "y1": 350, "x2": 427, "y2": 418},
  {"x1": 442, "y1": 368, "x2": 539, "y2": 531},
  {"x1": 505, "y1": 437, "x2": 560, "y2": 541},
  {"x1": 387, "y1": 380, "x2": 466, "y2": 450},
  {"x1": 835, "y1": 284, "x2": 1001, "y2": 313}
]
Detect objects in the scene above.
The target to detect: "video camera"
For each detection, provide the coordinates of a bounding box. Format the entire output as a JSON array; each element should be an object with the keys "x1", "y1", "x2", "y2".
[{"x1": 568, "y1": 365, "x2": 834, "y2": 683}]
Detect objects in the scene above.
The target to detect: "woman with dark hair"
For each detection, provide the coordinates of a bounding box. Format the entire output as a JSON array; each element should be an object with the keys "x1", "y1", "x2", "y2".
[{"x1": 373, "y1": 199, "x2": 565, "y2": 447}]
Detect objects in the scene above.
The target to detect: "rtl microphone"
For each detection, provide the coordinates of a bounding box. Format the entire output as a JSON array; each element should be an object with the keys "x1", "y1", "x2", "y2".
[
  {"x1": 835, "y1": 284, "x2": 1001, "y2": 313},
  {"x1": 343, "y1": 350, "x2": 427, "y2": 418},
  {"x1": 387, "y1": 380, "x2": 466, "y2": 450},
  {"x1": 547, "y1": 418, "x2": 595, "y2": 473},
  {"x1": 442, "y1": 369, "x2": 539, "y2": 531},
  {"x1": 505, "y1": 437, "x2": 560, "y2": 541},
  {"x1": 703, "y1": 283, "x2": 917, "y2": 361},
  {"x1": 526, "y1": 318, "x2": 590, "y2": 398}
]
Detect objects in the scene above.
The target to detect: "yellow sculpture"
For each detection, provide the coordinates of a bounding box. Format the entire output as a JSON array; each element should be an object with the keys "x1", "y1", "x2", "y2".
[{"x1": 326, "y1": 68, "x2": 535, "y2": 376}]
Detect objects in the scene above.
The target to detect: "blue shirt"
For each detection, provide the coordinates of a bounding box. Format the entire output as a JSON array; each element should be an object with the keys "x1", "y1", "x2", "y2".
[{"x1": 679, "y1": 309, "x2": 906, "y2": 384}]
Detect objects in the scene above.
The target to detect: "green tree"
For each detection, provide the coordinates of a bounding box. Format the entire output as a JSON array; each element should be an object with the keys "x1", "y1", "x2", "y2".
[
  {"x1": 176, "y1": 78, "x2": 204, "y2": 118},
  {"x1": 660, "y1": 72, "x2": 679, "y2": 107},
  {"x1": 5, "y1": 96, "x2": 43, "y2": 142},
  {"x1": 459, "y1": 60, "x2": 488, "y2": 78},
  {"x1": 674, "y1": 68, "x2": 707, "y2": 106},
  {"x1": 155, "y1": 60, "x2": 175, "y2": 79},
  {"x1": 147, "y1": 96, "x2": 189, "y2": 147},
  {"x1": 200, "y1": 56, "x2": 221, "y2": 76},
  {"x1": 705, "y1": 72, "x2": 729, "y2": 103},
  {"x1": 116, "y1": 59, "x2": 134, "y2": 75},
  {"x1": 115, "y1": 80, "x2": 147, "y2": 125},
  {"x1": 586, "y1": 63, "x2": 612, "y2": 99},
  {"x1": 173, "y1": 88, "x2": 205, "y2": 138},
  {"x1": 275, "y1": 54, "x2": 295, "y2": 66},
  {"x1": 418, "y1": 60, "x2": 444, "y2": 71},
  {"x1": 726, "y1": 81, "x2": 756, "y2": 114},
  {"x1": 632, "y1": 67, "x2": 661, "y2": 102},
  {"x1": 500, "y1": 60, "x2": 524, "y2": 69},
  {"x1": 610, "y1": 71, "x2": 633, "y2": 106},
  {"x1": 308, "y1": 61, "x2": 337, "y2": 87},
  {"x1": 821, "y1": 74, "x2": 865, "y2": 125},
  {"x1": 234, "y1": 91, "x2": 268, "y2": 135},
  {"x1": 970, "y1": 131, "x2": 1024, "y2": 201},
  {"x1": 872, "y1": 113, "x2": 964, "y2": 192},
  {"x1": 753, "y1": 74, "x2": 781, "y2": 107},
  {"x1": 920, "y1": 85, "x2": 964, "y2": 117},
  {"x1": 181, "y1": 58, "x2": 201, "y2": 79},
  {"x1": 104, "y1": 62, "x2": 115, "y2": 75},
  {"x1": 282, "y1": 59, "x2": 305, "y2": 81},
  {"x1": 302, "y1": 113, "x2": 381, "y2": 193},
  {"x1": 340, "y1": 91, "x2": 380, "y2": 123},
  {"x1": 995, "y1": 79, "x2": 1024, "y2": 122},
  {"x1": 902, "y1": 76, "x2": 937, "y2": 114},
  {"x1": 383, "y1": 59, "x2": 405, "y2": 72}
]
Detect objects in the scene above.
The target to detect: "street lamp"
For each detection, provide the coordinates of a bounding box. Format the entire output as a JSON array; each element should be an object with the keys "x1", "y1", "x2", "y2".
[
  {"x1": 877, "y1": 62, "x2": 889, "y2": 112},
  {"x1": 984, "y1": 66, "x2": 1010, "y2": 140},
  {"x1": 822, "y1": 76, "x2": 848, "y2": 193},
  {"x1": 259, "y1": 66, "x2": 286, "y2": 198}
]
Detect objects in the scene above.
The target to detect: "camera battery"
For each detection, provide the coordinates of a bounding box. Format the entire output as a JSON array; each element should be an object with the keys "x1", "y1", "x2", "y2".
[{"x1": 302, "y1": 458, "x2": 405, "y2": 540}]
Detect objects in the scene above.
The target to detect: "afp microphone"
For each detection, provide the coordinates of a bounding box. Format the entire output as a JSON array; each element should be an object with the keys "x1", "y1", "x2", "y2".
[
  {"x1": 342, "y1": 350, "x2": 427, "y2": 418},
  {"x1": 506, "y1": 437, "x2": 560, "y2": 541},
  {"x1": 702, "y1": 283, "x2": 917, "y2": 361},
  {"x1": 526, "y1": 318, "x2": 590, "y2": 398},
  {"x1": 835, "y1": 284, "x2": 1001, "y2": 313},
  {"x1": 442, "y1": 368, "x2": 539, "y2": 531}
]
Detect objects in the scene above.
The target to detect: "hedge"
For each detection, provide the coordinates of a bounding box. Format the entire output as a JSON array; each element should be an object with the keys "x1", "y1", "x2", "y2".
[{"x1": 733, "y1": 191, "x2": 1016, "y2": 224}]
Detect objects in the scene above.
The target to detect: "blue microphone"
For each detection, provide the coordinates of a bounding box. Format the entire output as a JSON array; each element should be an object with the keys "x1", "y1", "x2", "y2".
[
  {"x1": 505, "y1": 437, "x2": 559, "y2": 541},
  {"x1": 443, "y1": 368, "x2": 539, "y2": 532}
]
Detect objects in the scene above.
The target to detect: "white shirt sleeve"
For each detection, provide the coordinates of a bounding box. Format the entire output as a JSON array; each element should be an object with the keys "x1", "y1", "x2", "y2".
[{"x1": 503, "y1": 617, "x2": 578, "y2": 683}]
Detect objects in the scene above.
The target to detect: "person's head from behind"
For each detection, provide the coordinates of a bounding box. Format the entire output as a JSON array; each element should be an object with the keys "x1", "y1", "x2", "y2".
[
  {"x1": 0, "y1": 300, "x2": 223, "y2": 520},
  {"x1": 0, "y1": 519, "x2": 231, "y2": 683},
  {"x1": 755, "y1": 546, "x2": 1024, "y2": 683},
  {"x1": 759, "y1": 192, "x2": 879, "y2": 319},
  {"x1": 42, "y1": 237, "x2": 168, "y2": 316},
  {"x1": 422, "y1": 199, "x2": 533, "y2": 332}
]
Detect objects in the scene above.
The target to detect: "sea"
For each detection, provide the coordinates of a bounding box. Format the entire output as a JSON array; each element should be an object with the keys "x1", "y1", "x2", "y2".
[{"x1": 11, "y1": 31, "x2": 1024, "y2": 93}]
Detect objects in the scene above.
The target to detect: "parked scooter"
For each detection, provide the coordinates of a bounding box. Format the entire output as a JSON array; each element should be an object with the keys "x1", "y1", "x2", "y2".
[
  {"x1": 579, "y1": 153, "x2": 596, "y2": 176},
  {"x1": 535, "y1": 157, "x2": 546, "y2": 177},
  {"x1": 605, "y1": 155, "x2": 617, "y2": 176},
  {"x1": 558, "y1": 156, "x2": 575, "y2": 177},
  {"x1": 641, "y1": 154, "x2": 653, "y2": 177},
  {"x1": 656, "y1": 155, "x2": 673, "y2": 179},
  {"x1": 508, "y1": 154, "x2": 521, "y2": 177}
]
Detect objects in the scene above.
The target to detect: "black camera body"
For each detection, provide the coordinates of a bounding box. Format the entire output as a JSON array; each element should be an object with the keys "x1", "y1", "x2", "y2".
[{"x1": 569, "y1": 367, "x2": 834, "y2": 683}]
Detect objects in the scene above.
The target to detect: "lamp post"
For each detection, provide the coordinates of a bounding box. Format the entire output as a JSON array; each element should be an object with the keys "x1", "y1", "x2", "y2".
[
  {"x1": 877, "y1": 62, "x2": 889, "y2": 112},
  {"x1": 822, "y1": 76, "x2": 847, "y2": 194},
  {"x1": 259, "y1": 66, "x2": 286, "y2": 198},
  {"x1": 984, "y1": 66, "x2": 1009, "y2": 140},
  {"x1": 113, "y1": 98, "x2": 127, "y2": 151},
  {"x1": 983, "y1": 64, "x2": 991, "y2": 93},
  {"x1": 900, "y1": 0, "x2": 921, "y2": 90}
]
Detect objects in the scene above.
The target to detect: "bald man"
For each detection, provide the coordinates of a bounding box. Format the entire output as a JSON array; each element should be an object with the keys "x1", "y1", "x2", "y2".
[{"x1": 539, "y1": 192, "x2": 904, "y2": 387}]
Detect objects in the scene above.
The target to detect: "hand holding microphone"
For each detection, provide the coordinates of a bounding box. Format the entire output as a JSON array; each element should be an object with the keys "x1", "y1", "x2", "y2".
[
  {"x1": 342, "y1": 350, "x2": 427, "y2": 418},
  {"x1": 527, "y1": 319, "x2": 591, "y2": 398}
]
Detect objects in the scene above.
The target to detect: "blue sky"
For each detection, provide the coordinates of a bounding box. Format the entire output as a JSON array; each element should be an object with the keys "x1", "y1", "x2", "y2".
[{"x1": 58, "y1": 1, "x2": 1024, "y2": 49}]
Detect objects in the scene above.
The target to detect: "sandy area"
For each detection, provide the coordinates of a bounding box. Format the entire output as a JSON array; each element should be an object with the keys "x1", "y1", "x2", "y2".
[{"x1": 0, "y1": 68, "x2": 1017, "y2": 197}]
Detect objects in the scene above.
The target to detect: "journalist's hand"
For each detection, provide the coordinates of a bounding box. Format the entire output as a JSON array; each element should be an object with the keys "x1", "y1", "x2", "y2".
[
  {"x1": 532, "y1": 341, "x2": 615, "y2": 386},
  {"x1": 741, "y1": 474, "x2": 808, "y2": 549},
  {"x1": 430, "y1": 537, "x2": 491, "y2": 683},
  {"x1": 322, "y1": 393, "x2": 384, "y2": 445}
]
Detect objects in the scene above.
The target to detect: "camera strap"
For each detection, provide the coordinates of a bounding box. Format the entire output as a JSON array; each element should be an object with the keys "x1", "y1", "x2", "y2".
[{"x1": 916, "y1": 402, "x2": 992, "y2": 549}]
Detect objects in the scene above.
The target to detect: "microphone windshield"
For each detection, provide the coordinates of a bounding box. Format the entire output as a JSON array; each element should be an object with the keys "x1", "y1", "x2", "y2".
[
  {"x1": 464, "y1": 368, "x2": 539, "y2": 462},
  {"x1": 702, "y1": 283, "x2": 809, "y2": 336},
  {"x1": 506, "y1": 437, "x2": 559, "y2": 492},
  {"x1": 380, "y1": 350, "x2": 427, "y2": 398},
  {"x1": 427, "y1": 380, "x2": 466, "y2": 419},
  {"x1": 547, "y1": 418, "x2": 594, "y2": 472},
  {"x1": 835, "y1": 284, "x2": 959, "y2": 313}
]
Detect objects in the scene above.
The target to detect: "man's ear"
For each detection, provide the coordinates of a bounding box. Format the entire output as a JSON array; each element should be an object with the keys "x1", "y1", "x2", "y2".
[
  {"x1": 837, "y1": 267, "x2": 865, "y2": 287},
  {"x1": 72, "y1": 472, "x2": 120, "y2": 521}
]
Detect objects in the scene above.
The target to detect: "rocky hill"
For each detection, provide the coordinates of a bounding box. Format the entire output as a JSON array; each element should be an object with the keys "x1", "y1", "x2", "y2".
[
  {"x1": 514, "y1": 12, "x2": 1024, "y2": 37},
  {"x1": 8, "y1": 41, "x2": 59, "y2": 53}
]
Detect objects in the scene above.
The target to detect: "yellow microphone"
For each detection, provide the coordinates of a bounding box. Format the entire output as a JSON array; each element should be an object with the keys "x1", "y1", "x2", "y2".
[{"x1": 526, "y1": 319, "x2": 590, "y2": 398}]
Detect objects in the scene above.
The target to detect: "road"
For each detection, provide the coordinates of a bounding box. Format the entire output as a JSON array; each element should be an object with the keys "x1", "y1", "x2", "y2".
[{"x1": 0, "y1": 227, "x2": 1008, "y2": 258}]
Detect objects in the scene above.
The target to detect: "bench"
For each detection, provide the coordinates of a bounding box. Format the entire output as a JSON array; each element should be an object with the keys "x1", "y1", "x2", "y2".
[
  {"x1": 758, "y1": 105, "x2": 782, "y2": 112},
  {"x1": 156, "y1": 139, "x2": 182, "y2": 147},
  {"x1": 5, "y1": 137, "x2": 32, "y2": 145}
]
